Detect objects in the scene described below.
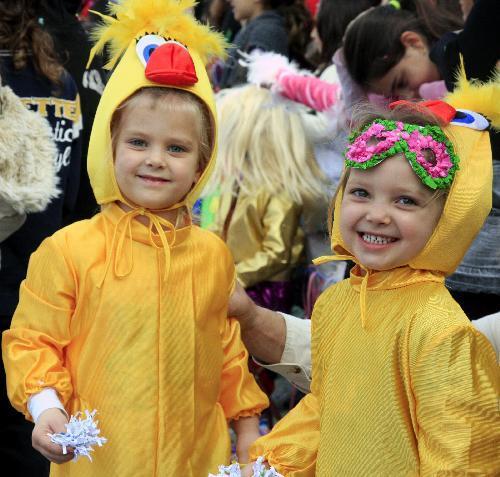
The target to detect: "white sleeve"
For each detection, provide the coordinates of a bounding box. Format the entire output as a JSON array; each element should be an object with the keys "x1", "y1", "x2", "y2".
[
  {"x1": 254, "y1": 314, "x2": 312, "y2": 393},
  {"x1": 28, "y1": 388, "x2": 68, "y2": 424},
  {"x1": 472, "y1": 312, "x2": 500, "y2": 362},
  {"x1": 281, "y1": 313, "x2": 312, "y2": 369}
]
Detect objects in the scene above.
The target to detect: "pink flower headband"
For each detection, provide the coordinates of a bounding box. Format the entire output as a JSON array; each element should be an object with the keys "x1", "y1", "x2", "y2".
[{"x1": 345, "y1": 119, "x2": 459, "y2": 189}]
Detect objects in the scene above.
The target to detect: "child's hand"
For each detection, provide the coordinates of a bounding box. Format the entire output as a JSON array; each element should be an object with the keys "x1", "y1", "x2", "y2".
[
  {"x1": 240, "y1": 460, "x2": 272, "y2": 476},
  {"x1": 32, "y1": 408, "x2": 74, "y2": 464},
  {"x1": 241, "y1": 462, "x2": 257, "y2": 477}
]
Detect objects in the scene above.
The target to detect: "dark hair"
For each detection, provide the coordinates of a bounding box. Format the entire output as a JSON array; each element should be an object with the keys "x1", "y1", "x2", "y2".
[
  {"x1": 316, "y1": 0, "x2": 380, "y2": 66},
  {"x1": 0, "y1": 0, "x2": 64, "y2": 87},
  {"x1": 343, "y1": 3, "x2": 462, "y2": 88},
  {"x1": 399, "y1": 0, "x2": 463, "y2": 38},
  {"x1": 263, "y1": 0, "x2": 314, "y2": 69}
]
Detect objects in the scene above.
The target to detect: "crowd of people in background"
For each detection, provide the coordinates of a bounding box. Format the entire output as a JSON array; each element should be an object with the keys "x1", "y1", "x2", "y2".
[{"x1": 0, "y1": 0, "x2": 498, "y2": 476}]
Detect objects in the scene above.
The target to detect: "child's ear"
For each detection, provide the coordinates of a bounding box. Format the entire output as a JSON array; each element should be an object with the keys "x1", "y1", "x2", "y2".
[{"x1": 400, "y1": 31, "x2": 428, "y2": 51}]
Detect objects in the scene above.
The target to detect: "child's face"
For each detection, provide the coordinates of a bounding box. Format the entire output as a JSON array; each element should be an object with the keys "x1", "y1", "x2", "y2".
[
  {"x1": 230, "y1": 0, "x2": 262, "y2": 22},
  {"x1": 114, "y1": 100, "x2": 202, "y2": 211},
  {"x1": 368, "y1": 42, "x2": 440, "y2": 100},
  {"x1": 340, "y1": 154, "x2": 445, "y2": 271}
]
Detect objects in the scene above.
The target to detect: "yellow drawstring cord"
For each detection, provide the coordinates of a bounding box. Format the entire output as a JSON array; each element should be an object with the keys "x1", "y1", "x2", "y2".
[
  {"x1": 97, "y1": 207, "x2": 177, "y2": 288},
  {"x1": 313, "y1": 254, "x2": 370, "y2": 329}
]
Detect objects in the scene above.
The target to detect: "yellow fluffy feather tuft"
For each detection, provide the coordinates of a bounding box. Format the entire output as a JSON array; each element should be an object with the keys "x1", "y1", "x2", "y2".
[
  {"x1": 445, "y1": 59, "x2": 500, "y2": 130},
  {"x1": 87, "y1": 0, "x2": 228, "y2": 69}
]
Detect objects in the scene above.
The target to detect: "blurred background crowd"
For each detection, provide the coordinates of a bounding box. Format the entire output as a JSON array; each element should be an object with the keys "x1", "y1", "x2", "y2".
[{"x1": 0, "y1": 0, "x2": 498, "y2": 475}]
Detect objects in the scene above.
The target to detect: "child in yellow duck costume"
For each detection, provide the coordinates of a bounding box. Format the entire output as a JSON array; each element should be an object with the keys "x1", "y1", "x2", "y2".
[
  {"x1": 1, "y1": 1, "x2": 268, "y2": 475},
  {"x1": 247, "y1": 79, "x2": 500, "y2": 475}
]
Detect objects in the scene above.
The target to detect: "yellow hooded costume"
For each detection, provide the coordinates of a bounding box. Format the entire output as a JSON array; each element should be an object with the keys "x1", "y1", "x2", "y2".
[
  {"x1": 2, "y1": 1, "x2": 268, "y2": 475},
  {"x1": 250, "y1": 89, "x2": 500, "y2": 474}
]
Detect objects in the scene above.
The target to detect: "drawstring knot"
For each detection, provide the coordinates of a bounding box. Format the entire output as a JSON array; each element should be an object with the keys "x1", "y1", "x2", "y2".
[
  {"x1": 97, "y1": 208, "x2": 177, "y2": 288},
  {"x1": 313, "y1": 253, "x2": 370, "y2": 329}
]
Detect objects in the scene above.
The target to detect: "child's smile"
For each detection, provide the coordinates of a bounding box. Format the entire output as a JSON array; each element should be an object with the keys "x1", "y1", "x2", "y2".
[
  {"x1": 358, "y1": 232, "x2": 398, "y2": 246},
  {"x1": 137, "y1": 174, "x2": 170, "y2": 185},
  {"x1": 340, "y1": 154, "x2": 445, "y2": 271}
]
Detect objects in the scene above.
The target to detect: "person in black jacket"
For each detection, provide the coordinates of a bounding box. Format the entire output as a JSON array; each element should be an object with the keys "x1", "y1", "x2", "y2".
[
  {"x1": 40, "y1": 0, "x2": 108, "y2": 221},
  {"x1": 0, "y1": 1, "x2": 82, "y2": 475},
  {"x1": 217, "y1": 0, "x2": 313, "y2": 88}
]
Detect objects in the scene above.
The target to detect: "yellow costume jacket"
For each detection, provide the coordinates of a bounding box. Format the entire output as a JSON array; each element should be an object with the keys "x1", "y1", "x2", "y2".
[
  {"x1": 2, "y1": 2, "x2": 268, "y2": 475},
  {"x1": 209, "y1": 190, "x2": 304, "y2": 288},
  {"x1": 251, "y1": 109, "x2": 500, "y2": 474}
]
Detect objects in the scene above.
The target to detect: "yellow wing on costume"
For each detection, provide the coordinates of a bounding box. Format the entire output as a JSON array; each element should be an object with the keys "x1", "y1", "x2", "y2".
[{"x1": 250, "y1": 393, "x2": 319, "y2": 476}]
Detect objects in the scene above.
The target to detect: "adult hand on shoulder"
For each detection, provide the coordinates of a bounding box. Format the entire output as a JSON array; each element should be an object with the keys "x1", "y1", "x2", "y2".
[
  {"x1": 228, "y1": 281, "x2": 286, "y2": 364},
  {"x1": 32, "y1": 408, "x2": 74, "y2": 464},
  {"x1": 228, "y1": 282, "x2": 258, "y2": 330}
]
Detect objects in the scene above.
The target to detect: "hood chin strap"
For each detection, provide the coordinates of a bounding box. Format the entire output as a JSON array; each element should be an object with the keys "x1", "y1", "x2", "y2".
[
  {"x1": 313, "y1": 254, "x2": 370, "y2": 329},
  {"x1": 97, "y1": 203, "x2": 187, "y2": 288}
]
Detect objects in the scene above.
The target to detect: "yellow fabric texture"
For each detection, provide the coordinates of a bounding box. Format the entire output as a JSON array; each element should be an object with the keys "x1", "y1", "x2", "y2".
[
  {"x1": 207, "y1": 190, "x2": 304, "y2": 287},
  {"x1": 250, "y1": 116, "x2": 500, "y2": 473},
  {"x1": 3, "y1": 204, "x2": 268, "y2": 476},
  {"x1": 2, "y1": 1, "x2": 268, "y2": 475}
]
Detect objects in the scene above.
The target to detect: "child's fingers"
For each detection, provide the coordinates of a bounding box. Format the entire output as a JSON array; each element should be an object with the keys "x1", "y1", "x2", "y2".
[
  {"x1": 32, "y1": 433, "x2": 74, "y2": 464},
  {"x1": 44, "y1": 447, "x2": 75, "y2": 464},
  {"x1": 39, "y1": 445, "x2": 75, "y2": 464},
  {"x1": 241, "y1": 464, "x2": 255, "y2": 477}
]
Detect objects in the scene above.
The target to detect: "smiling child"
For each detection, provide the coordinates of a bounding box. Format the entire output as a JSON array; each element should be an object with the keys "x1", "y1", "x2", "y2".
[{"x1": 244, "y1": 99, "x2": 500, "y2": 475}]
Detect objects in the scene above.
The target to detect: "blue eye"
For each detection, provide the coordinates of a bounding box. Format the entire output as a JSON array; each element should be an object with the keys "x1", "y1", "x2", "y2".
[
  {"x1": 144, "y1": 45, "x2": 157, "y2": 61},
  {"x1": 168, "y1": 145, "x2": 186, "y2": 153},
  {"x1": 397, "y1": 196, "x2": 416, "y2": 206},
  {"x1": 136, "y1": 34, "x2": 166, "y2": 66},
  {"x1": 351, "y1": 188, "x2": 369, "y2": 198},
  {"x1": 451, "y1": 109, "x2": 489, "y2": 131}
]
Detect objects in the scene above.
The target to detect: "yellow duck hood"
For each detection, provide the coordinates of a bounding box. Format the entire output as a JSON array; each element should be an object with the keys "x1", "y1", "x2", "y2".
[
  {"x1": 86, "y1": 0, "x2": 227, "y2": 208},
  {"x1": 327, "y1": 73, "x2": 498, "y2": 279}
]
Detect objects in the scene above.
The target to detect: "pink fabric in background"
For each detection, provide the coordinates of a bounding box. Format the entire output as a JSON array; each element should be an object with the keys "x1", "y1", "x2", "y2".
[
  {"x1": 418, "y1": 80, "x2": 448, "y2": 100},
  {"x1": 277, "y1": 71, "x2": 339, "y2": 112}
]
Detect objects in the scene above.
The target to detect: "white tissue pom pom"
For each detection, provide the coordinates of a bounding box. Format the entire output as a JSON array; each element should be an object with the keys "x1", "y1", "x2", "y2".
[
  {"x1": 48, "y1": 410, "x2": 107, "y2": 462},
  {"x1": 209, "y1": 456, "x2": 283, "y2": 476}
]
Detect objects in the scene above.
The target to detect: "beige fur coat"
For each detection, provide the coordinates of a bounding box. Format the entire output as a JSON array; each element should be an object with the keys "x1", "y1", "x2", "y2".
[{"x1": 0, "y1": 82, "x2": 60, "y2": 243}]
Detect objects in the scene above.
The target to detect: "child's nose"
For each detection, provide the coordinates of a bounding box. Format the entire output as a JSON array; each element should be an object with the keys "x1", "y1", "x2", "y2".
[
  {"x1": 145, "y1": 149, "x2": 165, "y2": 167},
  {"x1": 366, "y1": 204, "x2": 391, "y2": 225}
]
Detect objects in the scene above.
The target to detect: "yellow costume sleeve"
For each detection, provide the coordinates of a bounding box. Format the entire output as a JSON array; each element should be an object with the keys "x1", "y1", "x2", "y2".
[
  {"x1": 413, "y1": 324, "x2": 500, "y2": 474},
  {"x1": 250, "y1": 392, "x2": 319, "y2": 476},
  {"x1": 248, "y1": 294, "x2": 326, "y2": 475},
  {"x1": 218, "y1": 317, "x2": 269, "y2": 420},
  {"x1": 236, "y1": 195, "x2": 301, "y2": 288},
  {"x1": 2, "y1": 237, "x2": 75, "y2": 419}
]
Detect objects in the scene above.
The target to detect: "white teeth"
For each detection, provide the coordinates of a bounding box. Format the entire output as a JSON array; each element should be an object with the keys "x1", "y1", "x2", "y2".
[{"x1": 362, "y1": 233, "x2": 396, "y2": 245}]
